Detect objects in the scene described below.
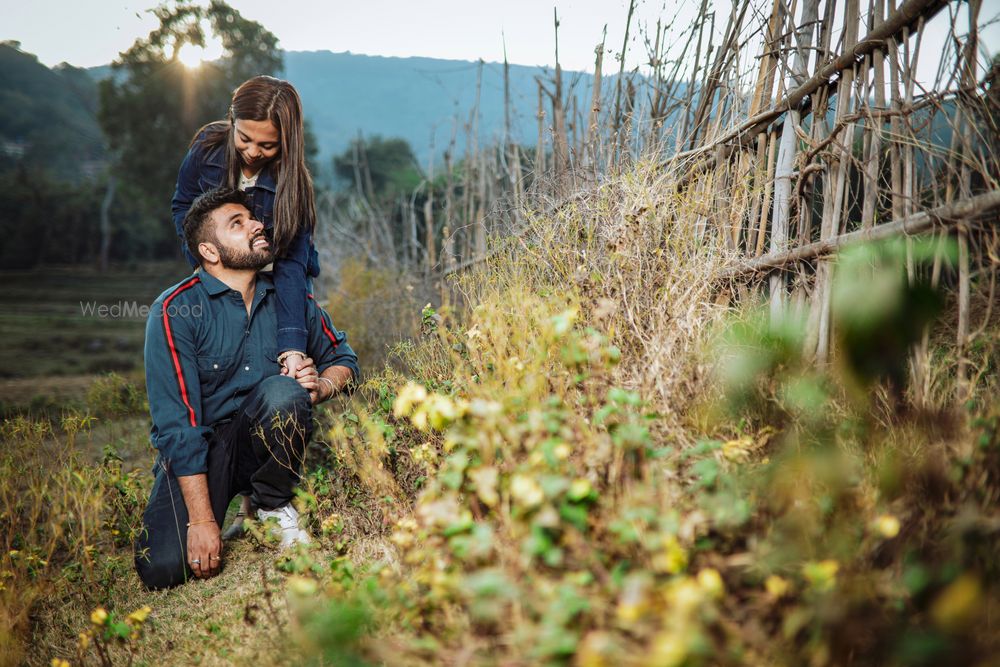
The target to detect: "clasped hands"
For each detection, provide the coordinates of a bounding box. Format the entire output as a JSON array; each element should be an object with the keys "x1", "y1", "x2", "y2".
[{"x1": 281, "y1": 352, "x2": 331, "y2": 404}]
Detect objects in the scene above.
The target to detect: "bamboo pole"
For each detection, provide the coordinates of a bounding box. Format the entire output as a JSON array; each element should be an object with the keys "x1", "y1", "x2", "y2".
[
  {"x1": 612, "y1": 0, "x2": 636, "y2": 163},
  {"x1": 551, "y1": 9, "x2": 569, "y2": 189},
  {"x1": 423, "y1": 133, "x2": 436, "y2": 273},
  {"x1": 956, "y1": 0, "x2": 982, "y2": 401},
  {"x1": 754, "y1": 130, "x2": 778, "y2": 257},
  {"x1": 535, "y1": 82, "x2": 546, "y2": 175},
  {"x1": 443, "y1": 119, "x2": 458, "y2": 272},
  {"x1": 861, "y1": 0, "x2": 886, "y2": 229},
  {"x1": 746, "y1": 0, "x2": 784, "y2": 256},
  {"x1": 769, "y1": 0, "x2": 820, "y2": 321},
  {"x1": 587, "y1": 28, "x2": 606, "y2": 176},
  {"x1": 813, "y1": 0, "x2": 861, "y2": 363},
  {"x1": 719, "y1": 190, "x2": 1000, "y2": 279}
]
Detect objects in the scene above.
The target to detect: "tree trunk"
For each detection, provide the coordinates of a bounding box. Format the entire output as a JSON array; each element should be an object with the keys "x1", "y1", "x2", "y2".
[{"x1": 98, "y1": 175, "x2": 116, "y2": 272}]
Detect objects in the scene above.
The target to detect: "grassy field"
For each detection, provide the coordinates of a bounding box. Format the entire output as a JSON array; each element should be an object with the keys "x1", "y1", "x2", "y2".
[{"x1": 0, "y1": 262, "x2": 189, "y2": 413}]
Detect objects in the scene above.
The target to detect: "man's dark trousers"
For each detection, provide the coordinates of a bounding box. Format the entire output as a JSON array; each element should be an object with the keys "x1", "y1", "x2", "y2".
[{"x1": 135, "y1": 375, "x2": 312, "y2": 590}]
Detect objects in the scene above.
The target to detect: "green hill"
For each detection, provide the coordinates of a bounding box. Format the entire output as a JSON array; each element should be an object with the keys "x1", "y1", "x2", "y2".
[{"x1": 0, "y1": 41, "x2": 106, "y2": 181}]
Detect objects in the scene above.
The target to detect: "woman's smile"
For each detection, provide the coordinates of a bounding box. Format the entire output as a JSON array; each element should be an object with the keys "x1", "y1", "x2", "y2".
[{"x1": 233, "y1": 118, "x2": 280, "y2": 170}]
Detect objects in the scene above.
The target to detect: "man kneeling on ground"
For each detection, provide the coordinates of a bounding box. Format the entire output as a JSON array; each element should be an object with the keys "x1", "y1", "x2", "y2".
[{"x1": 134, "y1": 187, "x2": 358, "y2": 590}]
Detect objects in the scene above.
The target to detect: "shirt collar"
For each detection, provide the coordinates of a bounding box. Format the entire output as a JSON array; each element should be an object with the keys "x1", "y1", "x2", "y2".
[
  {"x1": 198, "y1": 269, "x2": 276, "y2": 297},
  {"x1": 197, "y1": 270, "x2": 231, "y2": 296}
]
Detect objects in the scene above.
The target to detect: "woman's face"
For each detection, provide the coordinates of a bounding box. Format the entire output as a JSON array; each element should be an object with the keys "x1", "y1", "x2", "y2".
[{"x1": 233, "y1": 118, "x2": 280, "y2": 170}]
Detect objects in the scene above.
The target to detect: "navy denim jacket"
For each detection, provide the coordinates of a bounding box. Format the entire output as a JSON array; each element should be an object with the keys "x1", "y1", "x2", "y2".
[
  {"x1": 144, "y1": 270, "x2": 358, "y2": 476},
  {"x1": 171, "y1": 133, "x2": 320, "y2": 353}
]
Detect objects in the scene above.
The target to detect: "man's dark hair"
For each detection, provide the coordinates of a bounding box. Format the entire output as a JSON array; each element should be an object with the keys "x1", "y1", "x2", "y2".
[{"x1": 182, "y1": 188, "x2": 249, "y2": 264}]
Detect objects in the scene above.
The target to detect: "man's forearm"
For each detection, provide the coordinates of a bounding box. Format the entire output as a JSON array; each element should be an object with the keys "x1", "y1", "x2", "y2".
[
  {"x1": 322, "y1": 365, "x2": 354, "y2": 395},
  {"x1": 177, "y1": 474, "x2": 215, "y2": 524}
]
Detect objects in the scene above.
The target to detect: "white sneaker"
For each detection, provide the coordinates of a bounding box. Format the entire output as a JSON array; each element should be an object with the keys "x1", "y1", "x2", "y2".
[{"x1": 256, "y1": 503, "x2": 311, "y2": 548}]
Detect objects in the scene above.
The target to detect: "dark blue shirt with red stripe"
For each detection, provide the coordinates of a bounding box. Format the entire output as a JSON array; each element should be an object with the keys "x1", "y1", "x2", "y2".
[{"x1": 144, "y1": 270, "x2": 359, "y2": 477}]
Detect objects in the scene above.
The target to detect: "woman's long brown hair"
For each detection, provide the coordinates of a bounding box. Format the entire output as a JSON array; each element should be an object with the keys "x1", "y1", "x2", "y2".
[{"x1": 193, "y1": 76, "x2": 316, "y2": 257}]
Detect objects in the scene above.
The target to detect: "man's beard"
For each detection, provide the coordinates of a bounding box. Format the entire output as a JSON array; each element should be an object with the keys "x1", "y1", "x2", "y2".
[{"x1": 217, "y1": 235, "x2": 274, "y2": 271}]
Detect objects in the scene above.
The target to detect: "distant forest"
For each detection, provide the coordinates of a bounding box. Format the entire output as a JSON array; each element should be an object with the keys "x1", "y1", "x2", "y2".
[{"x1": 0, "y1": 11, "x2": 598, "y2": 269}]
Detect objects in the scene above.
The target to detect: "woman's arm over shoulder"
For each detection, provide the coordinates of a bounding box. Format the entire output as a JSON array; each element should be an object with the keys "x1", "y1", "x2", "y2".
[{"x1": 272, "y1": 230, "x2": 312, "y2": 354}]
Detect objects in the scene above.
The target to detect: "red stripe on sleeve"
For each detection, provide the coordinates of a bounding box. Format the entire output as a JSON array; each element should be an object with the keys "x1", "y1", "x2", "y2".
[
  {"x1": 307, "y1": 294, "x2": 339, "y2": 349},
  {"x1": 162, "y1": 277, "x2": 201, "y2": 427}
]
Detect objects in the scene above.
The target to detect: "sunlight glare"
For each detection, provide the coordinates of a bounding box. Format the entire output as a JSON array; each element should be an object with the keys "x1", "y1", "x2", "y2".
[
  {"x1": 176, "y1": 23, "x2": 224, "y2": 70},
  {"x1": 177, "y1": 42, "x2": 205, "y2": 69}
]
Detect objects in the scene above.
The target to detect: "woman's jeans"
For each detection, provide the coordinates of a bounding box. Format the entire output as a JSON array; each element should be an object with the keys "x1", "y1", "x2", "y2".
[{"x1": 134, "y1": 375, "x2": 312, "y2": 590}]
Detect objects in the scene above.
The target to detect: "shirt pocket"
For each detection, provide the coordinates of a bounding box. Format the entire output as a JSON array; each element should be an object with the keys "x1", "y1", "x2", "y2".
[{"x1": 196, "y1": 354, "x2": 236, "y2": 394}]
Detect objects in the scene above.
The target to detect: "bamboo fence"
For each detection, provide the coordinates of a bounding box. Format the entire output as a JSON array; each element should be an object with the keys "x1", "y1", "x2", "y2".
[{"x1": 319, "y1": 0, "x2": 998, "y2": 399}]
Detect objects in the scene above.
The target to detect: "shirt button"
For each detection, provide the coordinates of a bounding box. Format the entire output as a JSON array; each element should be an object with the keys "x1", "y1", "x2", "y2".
[
  {"x1": 213, "y1": 363, "x2": 219, "y2": 369},
  {"x1": 244, "y1": 366, "x2": 250, "y2": 371}
]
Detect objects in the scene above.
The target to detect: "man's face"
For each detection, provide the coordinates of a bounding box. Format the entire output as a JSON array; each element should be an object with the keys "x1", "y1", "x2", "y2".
[{"x1": 204, "y1": 203, "x2": 274, "y2": 270}]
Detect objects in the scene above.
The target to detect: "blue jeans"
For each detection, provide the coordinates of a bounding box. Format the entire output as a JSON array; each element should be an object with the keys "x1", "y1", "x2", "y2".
[{"x1": 134, "y1": 375, "x2": 312, "y2": 590}]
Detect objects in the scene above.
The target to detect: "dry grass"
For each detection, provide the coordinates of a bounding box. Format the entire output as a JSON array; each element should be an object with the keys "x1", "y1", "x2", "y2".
[{"x1": 4, "y1": 157, "x2": 999, "y2": 666}]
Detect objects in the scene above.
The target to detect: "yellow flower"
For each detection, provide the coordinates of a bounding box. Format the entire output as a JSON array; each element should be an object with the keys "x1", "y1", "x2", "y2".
[
  {"x1": 765, "y1": 575, "x2": 790, "y2": 598},
  {"x1": 874, "y1": 514, "x2": 900, "y2": 539},
  {"x1": 50, "y1": 659, "x2": 70, "y2": 667},
  {"x1": 424, "y1": 394, "x2": 460, "y2": 431},
  {"x1": 127, "y1": 606, "x2": 151, "y2": 625},
  {"x1": 390, "y1": 528, "x2": 415, "y2": 549},
  {"x1": 651, "y1": 535, "x2": 688, "y2": 575},
  {"x1": 666, "y1": 577, "x2": 705, "y2": 616},
  {"x1": 697, "y1": 568, "x2": 724, "y2": 599},
  {"x1": 616, "y1": 575, "x2": 649, "y2": 624},
  {"x1": 286, "y1": 575, "x2": 318, "y2": 597},
  {"x1": 721, "y1": 436, "x2": 753, "y2": 462},
  {"x1": 321, "y1": 514, "x2": 343, "y2": 535},
  {"x1": 392, "y1": 382, "x2": 427, "y2": 418},
  {"x1": 931, "y1": 574, "x2": 982, "y2": 633},
  {"x1": 510, "y1": 475, "x2": 545, "y2": 509},
  {"x1": 577, "y1": 631, "x2": 614, "y2": 667},
  {"x1": 90, "y1": 607, "x2": 108, "y2": 626},
  {"x1": 568, "y1": 478, "x2": 592, "y2": 501},
  {"x1": 554, "y1": 443, "x2": 572, "y2": 460},
  {"x1": 646, "y1": 631, "x2": 688, "y2": 667},
  {"x1": 469, "y1": 466, "x2": 499, "y2": 507},
  {"x1": 78, "y1": 632, "x2": 90, "y2": 650},
  {"x1": 411, "y1": 409, "x2": 429, "y2": 431},
  {"x1": 802, "y1": 560, "x2": 839, "y2": 593}
]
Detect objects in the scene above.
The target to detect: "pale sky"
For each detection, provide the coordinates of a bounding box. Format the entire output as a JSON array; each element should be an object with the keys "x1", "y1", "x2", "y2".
[
  {"x1": 2, "y1": 0, "x2": 997, "y2": 82},
  {"x1": 1, "y1": 0, "x2": 697, "y2": 74}
]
